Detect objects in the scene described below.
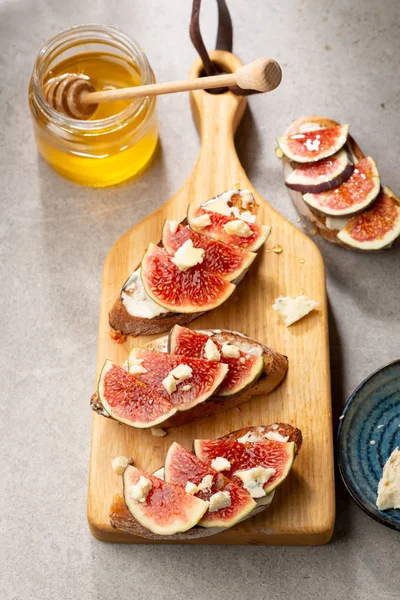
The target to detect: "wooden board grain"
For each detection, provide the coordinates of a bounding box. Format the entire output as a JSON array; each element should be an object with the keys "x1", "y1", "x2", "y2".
[{"x1": 87, "y1": 51, "x2": 335, "y2": 545}]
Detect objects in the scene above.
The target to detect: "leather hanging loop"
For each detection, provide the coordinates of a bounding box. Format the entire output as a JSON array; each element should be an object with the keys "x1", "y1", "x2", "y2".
[{"x1": 190, "y1": 0, "x2": 261, "y2": 95}]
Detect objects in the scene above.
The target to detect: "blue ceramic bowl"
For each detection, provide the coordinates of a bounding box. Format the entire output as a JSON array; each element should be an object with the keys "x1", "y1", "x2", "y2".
[{"x1": 337, "y1": 359, "x2": 400, "y2": 531}]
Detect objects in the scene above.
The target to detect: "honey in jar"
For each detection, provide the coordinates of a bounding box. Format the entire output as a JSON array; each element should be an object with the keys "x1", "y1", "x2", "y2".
[{"x1": 29, "y1": 25, "x2": 158, "y2": 187}]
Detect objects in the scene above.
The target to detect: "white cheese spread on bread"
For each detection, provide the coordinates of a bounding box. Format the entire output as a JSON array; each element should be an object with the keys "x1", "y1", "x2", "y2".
[{"x1": 122, "y1": 269, "x2": 170, "y2": 319}]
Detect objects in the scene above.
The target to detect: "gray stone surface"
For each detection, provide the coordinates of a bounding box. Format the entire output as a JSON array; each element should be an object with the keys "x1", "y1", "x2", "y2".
[{"x1": 1, "y1": 0, "x2": 400, "y2": 598}]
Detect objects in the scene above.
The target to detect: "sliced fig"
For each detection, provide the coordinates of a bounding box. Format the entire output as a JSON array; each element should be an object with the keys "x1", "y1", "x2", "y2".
[
  {"x1": 164, "y1": 442, "x2": 256, "y2": 528},
  {"x1": 123, "y1": 465, "x2": 208, "y2": 535},
  {"x1": 285, "y1": 148, "x2": 354, "y2": 193},
  {"x1": 303, "y1": 157, "x2": 380, "y2": 216},
  {"x1": 168, "y1": 325, "x2": 264, "y2": 396},
  {"x1": 337, "y1": 186, "x2": 400, "y2": 250},
  {"x1": 128, "y1": 347, "x2": 228, "y2": 410},
  {"x1": 162, "y1": 221, "x2": 256, "y2": 282},
  {"x1": 193, "y1": 438, "x2": 295, "y2": 495},
  {"x1": 277, "y1": 124, "x2": 349, "y2": 163},
  {"x1": 187, "y1": 206, "x2": 271, "y2": 251},
  {"x1": 97, "y1": 361, "x2": 177, "y2": 428},
  {"x1": 141, "y1": 243, "x2": 236, "y2": 313}
]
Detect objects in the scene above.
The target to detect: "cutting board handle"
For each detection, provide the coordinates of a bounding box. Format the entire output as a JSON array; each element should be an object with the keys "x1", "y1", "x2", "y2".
[{"x1": 189, "y1": 50, "x2": 247, "y2": 185}]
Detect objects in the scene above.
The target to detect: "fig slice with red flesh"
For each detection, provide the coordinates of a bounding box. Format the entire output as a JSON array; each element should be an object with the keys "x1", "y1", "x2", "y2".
[
  {"x1": 128, "y1": 347, "x2": 228, "y2": 410},
  {"x1": 303, "y1": 157, "x2": 380, "y2": 216},
  {"x1": 164, "y1": 442, "x2": 256, "y2": 528},
  {"x1": 337, "y1": 186, "x2": 400, "y2": 250},
  {"x1": 193, "y1": 438, "x2": 295, "y2": 495},
  {"x1": 123, "y1": 465, "x2": 209, "y2": 535},
  {"x1": 140, "y1": 243, "x2": 236, "y2": 313},
  {"x1": 97, "y1": 360, "x2": 177, "y2": 428},
  {"x1": 162, "y1": 221, "x2": 257, "y2": 282},
  {"x1": 285, "y1": 148, "x2": 354, "y2": 193},
  {"x1": 168, "y1": 325, "x2": 264, "y2": 396},
  {"x1": 187, "y1": 206, "x2": 271, "y2": 252},
  {"x1": 277, "y1": 124, "x2": 349, "y2": 163}
]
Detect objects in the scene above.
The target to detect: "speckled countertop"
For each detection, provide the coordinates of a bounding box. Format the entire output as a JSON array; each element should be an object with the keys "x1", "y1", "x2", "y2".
[{"x1": 1, "y1": 0, "x2": 399, "y2": 598}]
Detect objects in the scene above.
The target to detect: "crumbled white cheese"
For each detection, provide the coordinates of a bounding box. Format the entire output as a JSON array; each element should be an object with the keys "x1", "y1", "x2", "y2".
[
  {"x1": 128, "y1": 357, "x2": 148, "y2": 375},
  {"x1": 234, "y1": 466, "x2": 276, "y2": 498},
  {"x1": 151, "y1": 427, "x2": 167, "y2": 438},
  {"x1": 264, "y1": 431, "x2": 289, "y2": 443},
  {"x1": 272, "y1": 295, "x2": 318, "y2": 326},
  {"x1": 208, "y1": 491, "x2": 232, "y2": 512},
  {"x1": 112, "y1": 456, "x2": 132, "y2": 475},
  {"x1": 240, "y1": 211, "x2": 256, "y2": 223},
  {"x1": 223, "y1": 219, "x2": 252, "y2": 237},
  {"x1": 221, "y1": 343, "x2": 241, "y2": 359},
  {"x1": 169, "y1": 364, "x2": 193, "y2": 382},
  {"x1": 121, "y1": 269, "x2": 170, "y2": 319},
  {"x1": 129, "y1": 476, "x2": 152, "y2": 503},
  {"x1": 168, "y1": 220, "x2": 179, "y2": 234},
  {"x1": 376, "y1": 447, "x2": 400, "y2": 510},
  {"x1": 162, "y1": 374, "x2": 177, "y2": 395},
  {"x1": 239, "y1": 357, "x2": 246, "y2": 364},
  {"x1": 325, "y1": 216, "x2": 350, "y2": 231},
  {"x1": 237, "y1": 431, "x2": 263, "y2": 443},
  {"x1": 185, "y1": 481, "x2": 199, "y2": 495},
  {"x1": 191, "y1": 213, "x2": 212, "y2": 229},
  {"x1": 204, "y1": 338, "x2": 221, "y2": 362},
  {"x1": 211, "y1": 456, "x2": 231, "y2": 472},
  {"x1": 181, "y1": 384, "x2": 192, "y2": 392},
  {"x1": 197, "y1": 474, "x2": 213, "y2": 492},
  {"x1": 171, "y1": 239, "x2": 204, "y2": 271}
]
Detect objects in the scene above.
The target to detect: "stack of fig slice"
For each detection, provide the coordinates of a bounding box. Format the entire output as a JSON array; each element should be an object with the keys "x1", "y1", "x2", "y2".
[
  {"x1": 109, "y1": 189, "x2": 271, "y2": 336},
  {"x1": 169, "y1": 325, "x2": 264, "y2": 396},
  {"x1": 92, "y1": 325, "x2": 288, "y2": 430},
  {"x1": 278, "y1": 117, "x2": 400, "y2": 250},
  {"x1": 110, "y1": 423, "x2": 302, "y2": 540}
]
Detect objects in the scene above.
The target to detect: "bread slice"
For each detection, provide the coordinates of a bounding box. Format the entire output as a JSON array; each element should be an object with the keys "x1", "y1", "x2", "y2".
[
  {"x1": 282, "y1": 116, "x2": 365, "y2": 248},
  {"x1": 109, "y1": 191, "x2": 262, "y2": 337},
  {"x1": 138, "y1": 329, "x2": 288, "y2": 428},
  {"x1": 109, "y1": 422, "x2": 301, "y2": 541}
]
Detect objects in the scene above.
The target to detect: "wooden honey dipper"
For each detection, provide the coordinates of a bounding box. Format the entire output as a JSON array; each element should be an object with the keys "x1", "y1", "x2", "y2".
[{"x1": 43, "y1": 57, "x2": 282, "y2": 119}]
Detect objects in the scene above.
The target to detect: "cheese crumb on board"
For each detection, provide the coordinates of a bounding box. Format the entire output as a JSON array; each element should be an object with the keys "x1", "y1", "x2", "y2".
[
  {"x1": 197, "y1": 474, "x2": 213, "y2": 492},
  {"x1": 211, "y1": 456, "x2": 231, "y2": 472},
  {"x1": 204, "y1": 338, "x2": 221, "y2": 362},
  {"x1": 221, "y1": 343, "x2": 241, "y2": 359},
  {"x1": 171, "y1": 239, "x2": 204, "y2": 271},
  {"x1": 185, "y1": 481, "x2": 199, "y2": 495},
  {"x1": 191, "y1": 213, "x2": 212, "y2": 229},
  {"x1": 234, "y1": 466, "x2": 276, "y2": 498},
  {"x1": 128, "y1": 357, "x2": 148, "y2": 375},
  {"x1": 169, "y1": 364, "x2": 193, "y2": 382},
  {"x1": 376, "y1": 447, "x2": 400, "y2": 510},
  {"x1": 168, "y1": 220, "x2": 179, "y2": 234},
  {"x1": 264, "y1": 431, "x2": 289, "y2": 443},
  {"x1": 112, "y1": 456, "x2": 133, "y2": 475},
  {"x1": 162, "y1": 374, "x2": 177, "y2": 395},
  {"x1": 272, "y1": 295, "x2": 318, "y2": 326},
  {"x1": 129, "y1": 476, "x2": 152, "y2": 503},
  {"x1": 223, "y1": 219, "x2": 252, "y2": 238},
  {"x1": 208, "y1": 491, "x2": 231, "y2": 512},
  {"x1": 151, "y1": 427, "x2": 167, "y2": 438}
]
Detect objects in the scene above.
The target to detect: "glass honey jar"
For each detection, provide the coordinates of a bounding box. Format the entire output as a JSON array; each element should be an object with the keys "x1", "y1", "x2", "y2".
[{"x1": 29, "y1": 25, "x2": 158, "y2": 187}]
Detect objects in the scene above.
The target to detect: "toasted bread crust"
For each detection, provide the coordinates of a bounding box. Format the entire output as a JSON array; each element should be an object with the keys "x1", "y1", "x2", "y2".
[
  {"x1": 282, "y1": 116, "x2": 365, "y2": 248},
  {"x1": 109, "y1": 423, "x2": 299, "y2": 540},
  {"x1": 109, "y1": 297, "x2": 203, "y2": 337},
  {"x1": 223, "y1": 423, "x2": 303, "y2": 456}
]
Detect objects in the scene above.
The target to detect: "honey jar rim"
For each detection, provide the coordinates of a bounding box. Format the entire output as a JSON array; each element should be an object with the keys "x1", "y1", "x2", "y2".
[{"x1": 30, "y1": 23, "x2": 155, "y2": 131}]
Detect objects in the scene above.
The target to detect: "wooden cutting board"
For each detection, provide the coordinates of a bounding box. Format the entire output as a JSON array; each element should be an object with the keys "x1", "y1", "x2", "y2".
[{"x1": 87, "y1": 50, "x2": 335, "y2": 545}]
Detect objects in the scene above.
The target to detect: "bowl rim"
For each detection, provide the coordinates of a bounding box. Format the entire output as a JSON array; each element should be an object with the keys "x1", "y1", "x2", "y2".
[{"x1": 337, "y1": 358, "x2": 400, "y2": 532}]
